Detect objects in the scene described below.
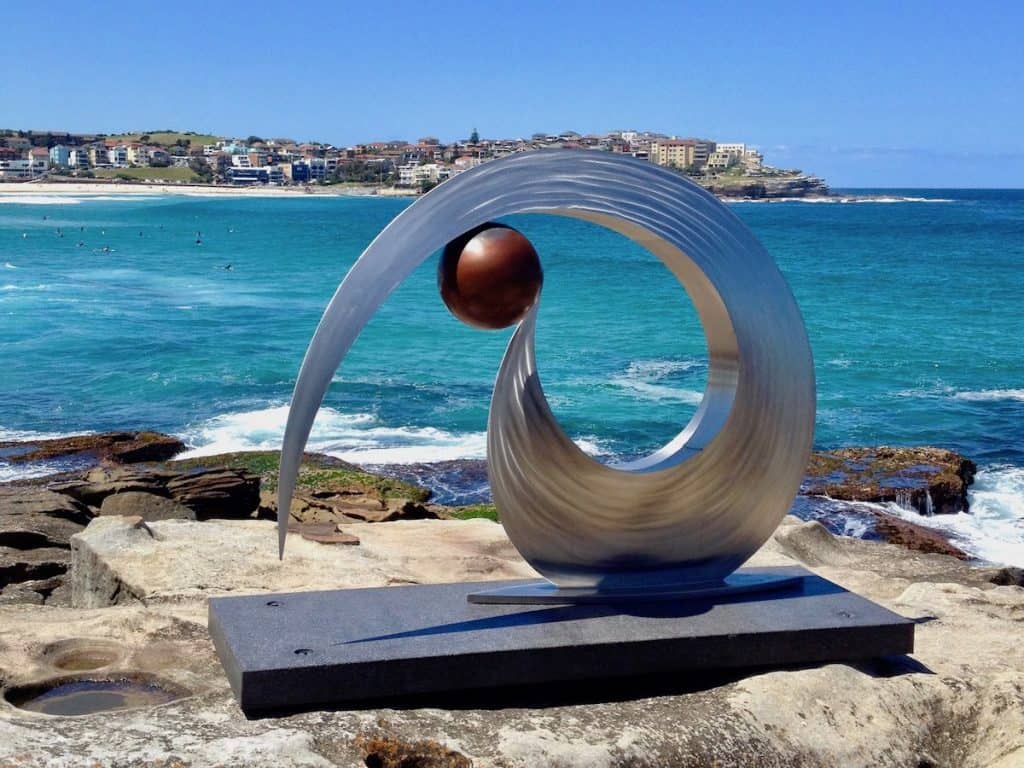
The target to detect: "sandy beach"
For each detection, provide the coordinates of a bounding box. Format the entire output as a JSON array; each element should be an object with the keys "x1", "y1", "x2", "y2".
[{"x1": 0, "y1": 180, "x2": 418, "y2": 199}]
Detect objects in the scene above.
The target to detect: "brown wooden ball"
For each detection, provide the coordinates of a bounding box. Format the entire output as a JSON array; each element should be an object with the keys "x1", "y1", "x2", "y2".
[{"x1": 438, "y1": 223, "x2": 543, "y2": 330}]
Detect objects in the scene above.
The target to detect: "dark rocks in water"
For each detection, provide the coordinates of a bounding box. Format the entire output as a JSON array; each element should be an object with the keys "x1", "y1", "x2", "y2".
[
  {"x1": 0, "y1": 431, "x2": 185, "y2": 466},
  {"x1": 803, "y1": 446, "x2": 977, "y2": 515},
  {"x1": 374, "y1": 459, "x2": 490, "y2": 506},
  {"x1": 99, "y1": 492, "x2": 196, "y2": 521},
  {"x1": 987, "y1": 567, "x2": 1024, "y2": 587},
  {"x1": 869, "y1": 514, "x2": 968, "y2": 560}
]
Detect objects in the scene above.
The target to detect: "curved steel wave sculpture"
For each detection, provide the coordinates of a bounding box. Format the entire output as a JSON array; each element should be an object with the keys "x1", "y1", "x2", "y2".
[{"x1": 277, "y1": 150, "x2": 815, "y2": 603}]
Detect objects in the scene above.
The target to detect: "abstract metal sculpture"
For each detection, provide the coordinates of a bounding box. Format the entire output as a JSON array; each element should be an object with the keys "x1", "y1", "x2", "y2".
[{"x1": 277, "y1": 150, "x2": 815, "y2": 604}]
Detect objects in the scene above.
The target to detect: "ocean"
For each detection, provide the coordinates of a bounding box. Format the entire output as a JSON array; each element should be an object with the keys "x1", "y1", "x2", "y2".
[{"x1": 2, "y1": 188, "x2": 1022, "y2": 565}]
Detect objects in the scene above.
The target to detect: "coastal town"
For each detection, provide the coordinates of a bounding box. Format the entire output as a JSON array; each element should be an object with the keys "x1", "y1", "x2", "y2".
[{"x1": 0, "y1": 128, "x2": 828, "y2": 198}]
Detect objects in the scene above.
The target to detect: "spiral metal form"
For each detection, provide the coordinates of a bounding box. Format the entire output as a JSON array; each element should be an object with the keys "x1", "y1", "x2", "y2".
[{"x1": 277, "y1": 150, "x2": 815, "y2": 592}]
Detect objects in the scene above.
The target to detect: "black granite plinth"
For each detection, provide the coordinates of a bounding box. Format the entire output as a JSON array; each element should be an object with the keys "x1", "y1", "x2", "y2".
[{"x1": 208, "y1": 566, "x2": 914, "y2": 713}]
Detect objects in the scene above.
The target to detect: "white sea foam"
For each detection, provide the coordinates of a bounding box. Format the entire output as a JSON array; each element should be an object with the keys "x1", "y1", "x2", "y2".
[
  {"x1": 178, "y1": 404, "x2": 604, "y2": 465},
  {"x1": 0, "y1": 426, "x2": 97, "y2": 483},
  {"x1": 893, "y1": 383, "x2": 955, "y2": 399},
  {"x1": 0, "y1": 193, "x2": 167, "y2": 205},
  {"x1": 0, "y1": 426, "x2": 83, "y2": 442},
  {"x1": 1, "y1": 283, "x2": 49, "y2": 292},
  {"x1": 610, "y1": 359, "x2": 704, "y2": 404},
  {"x1": 3, "y1": 262, "x2": 15, "y2": 269},
  {"x1": 871, "y1": 465, "x2": 1024, "y2": 567},
  {"x1": 953, "y1": 389, "x2": 1024, "y2": 402},
  {"x1": 612, "y1": 380, "x2": 704, "y2": 405},
  {"x1": 725, "y1": 196, "x2": 953, "y2": 205},
  {"x1": 0, "y1": 462, "x2": 62, "y2": 483},
  {"x1": 0, "y1": 195, "x2": 83, "y2": 205},
  {"x1": 841, "y1": 517, "x2": 871, "y2": 539}
]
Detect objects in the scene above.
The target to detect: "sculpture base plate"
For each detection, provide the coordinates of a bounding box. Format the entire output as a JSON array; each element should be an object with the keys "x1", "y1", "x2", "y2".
[
  {"x1": 467, "y1": 572, "x2": 802, "y2": 604},
  {"x1": 209, "y1": 566, "x2": 915, "y2": 714}
]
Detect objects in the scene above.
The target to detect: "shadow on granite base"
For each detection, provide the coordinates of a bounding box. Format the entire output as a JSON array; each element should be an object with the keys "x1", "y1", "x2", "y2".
[{"x1": 208, "y1": 566, "x2": 914, "y2": 715}]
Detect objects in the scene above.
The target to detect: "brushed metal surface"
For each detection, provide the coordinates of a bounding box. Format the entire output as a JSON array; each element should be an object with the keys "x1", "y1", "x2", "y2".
[
  {"x1": 466, "y1": 571, "x2": 804, "y2": 605},
  {"x1": 277, "y1": 150, "x2": 815, "y2": 592}
]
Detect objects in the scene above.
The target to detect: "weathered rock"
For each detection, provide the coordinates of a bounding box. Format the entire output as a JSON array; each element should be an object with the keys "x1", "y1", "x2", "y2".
[
  {"x1": 100, "y1": 491, "x2": 196, "y2": 521},
  {"x1": 0, "y1": 516, "x2": 1019, "y2": 767},
  {"x1": 291, "y1": 493, "x2": 440, "y2": 524},
  {"x1": 71, "y1": 517, "x2": 538, "y2": 607},
  {"x1": 0, "y1": 546, "x2": 69, "y2": 590},
  {"x1": 0, "y1": 430, "x2": 185, "y2": 465},
  {"x1": 165, "y1": 469, "x2": 260, "y2": 519},
  {"x1": 49, "y1": 465, "x2": 172, "y2": 507},
  {"x1": 300, "y1": 530, "x2": 360, "y2": 545},
  {"x1": 870, "y1": 513, "x2": 968, "y2": 559},
  {"x1": 355, "y1": 734, "x2": 472, "y2": 768},
  {"x1": 0, "y1": 486, "x2": 92, "y2": 526},
  {"x1": 292, "y1": 522, "x2": 361, "y2": 545},
  {"x1": 0, "y1": 575, "x2": 67, "y2": 606},
  {"x1": 804, "y1": 446, "x2": 977, "y2": 515},
  {"x1": 0, "y1": 488, "x2": 89, "y2": 605},
  {"x1": 0, "y1": 495, "x2": 88, "y2": 550}
]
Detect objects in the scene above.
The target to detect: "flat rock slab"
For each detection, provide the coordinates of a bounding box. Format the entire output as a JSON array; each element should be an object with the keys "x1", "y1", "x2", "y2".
[
  {"x1": 209, "y1": 566, "x2": 914, "y2": 713},
  {"x1": 71, "y1": 517, "x2": 537, "y2": 607}
]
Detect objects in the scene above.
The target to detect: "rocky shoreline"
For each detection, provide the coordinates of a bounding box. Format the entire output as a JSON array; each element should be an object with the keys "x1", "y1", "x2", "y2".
[
  {"x1": 1, "y1": 431, "x2": 1023, "y2": 766},
  {"x1": 0, "y1": 430, "x2": 995, "y2": 607},
  {"x1": 699, "y1": 173, "x2": 830, "y2": 199}
]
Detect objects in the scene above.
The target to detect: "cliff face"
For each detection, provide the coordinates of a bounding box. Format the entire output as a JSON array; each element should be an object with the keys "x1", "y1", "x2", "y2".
[{"x1": 701, "y1": 174, "x2": 830, "y2": 198}]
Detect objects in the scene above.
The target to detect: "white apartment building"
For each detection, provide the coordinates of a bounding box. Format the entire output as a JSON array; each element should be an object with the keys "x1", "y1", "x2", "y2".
[
  {"x1": 68, "y1": 148, "x2": 90, "y2": 169},
  {"x1": 706, "y1": 151, "x2": 737, "y2": 170},
  {"x1": 0, "y1": 159, "x2": 32, "y2": 180},
  {"x1": 107, "y1": 146, "x2": 129, "y2": 167},
  {"x1": 715, "y1": 143, "x2": 746, "y2": 157},
  {"x1": 398, "y1": 163, "x2": 449, "y2": 187}
]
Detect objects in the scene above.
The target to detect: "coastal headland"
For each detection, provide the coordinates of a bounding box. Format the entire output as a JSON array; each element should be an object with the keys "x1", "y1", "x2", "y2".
[
  {"x1": 1, "y1": 127, "x2": 829, "y2": 200},
  {"x1": 0, "y1": 432, "x2": 1022, "y2": 766}
]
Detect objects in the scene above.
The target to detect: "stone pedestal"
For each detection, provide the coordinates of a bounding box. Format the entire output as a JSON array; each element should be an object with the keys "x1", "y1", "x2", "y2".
[{"x1": 209, "y1": 566, "x2": 914, "y2": 714}]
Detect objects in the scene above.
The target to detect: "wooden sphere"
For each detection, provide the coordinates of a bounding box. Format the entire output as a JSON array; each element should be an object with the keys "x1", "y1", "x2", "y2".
[{"x1": 438, "y1": 223, "x2": 543, "y2": 329}]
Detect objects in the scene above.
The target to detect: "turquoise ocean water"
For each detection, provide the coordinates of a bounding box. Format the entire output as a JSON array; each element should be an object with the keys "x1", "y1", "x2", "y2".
[{"x1": 1, "y1": 188, "x2": 1022, "y2": 563}]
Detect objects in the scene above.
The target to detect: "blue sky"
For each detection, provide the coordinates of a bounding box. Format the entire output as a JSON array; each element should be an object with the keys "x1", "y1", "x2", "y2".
[{"x1": 2, "y1": 1, "x2": 1021, "y2": 187}]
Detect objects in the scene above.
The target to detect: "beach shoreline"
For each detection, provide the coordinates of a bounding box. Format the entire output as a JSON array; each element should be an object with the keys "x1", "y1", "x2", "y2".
[
  {"x1": 0, "y1": 180, "x2": 418, "y2": 198},
  {"x1": 0, "y1": 181, "x2": 954, "y2": 205}
]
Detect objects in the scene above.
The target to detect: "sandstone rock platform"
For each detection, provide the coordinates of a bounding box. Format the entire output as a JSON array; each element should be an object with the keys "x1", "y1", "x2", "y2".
[{"x1": 0, "y1": 515, "x2": 1021, "y2": 767}]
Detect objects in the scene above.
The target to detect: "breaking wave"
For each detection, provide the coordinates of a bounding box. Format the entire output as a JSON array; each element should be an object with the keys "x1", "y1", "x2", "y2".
[{"x1": 177, "y1": 404, "x2": 604, "y2": 465}]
